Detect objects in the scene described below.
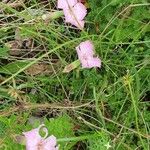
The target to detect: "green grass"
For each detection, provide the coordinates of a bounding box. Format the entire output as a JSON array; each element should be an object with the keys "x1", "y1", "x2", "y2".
[{"x1": 0, "y1": 0, "x2": 150, "y2": 149}]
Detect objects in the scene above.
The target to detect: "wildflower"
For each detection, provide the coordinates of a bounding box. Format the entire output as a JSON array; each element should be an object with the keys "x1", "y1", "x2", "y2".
[
  {"x1": 76, "y1": 40, "x2": 101, "y2": 68},
  {"x1": 104, "y1": 142, "x2": 112, "y2": 149},
  {"x1": 23, "y1": 124, "x2": 58, "y2": 150},
  {"x1": 57, "y1": 0, "x2": 87, "y2": 29}
]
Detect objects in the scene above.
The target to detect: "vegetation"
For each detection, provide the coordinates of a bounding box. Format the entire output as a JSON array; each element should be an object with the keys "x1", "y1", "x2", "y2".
[{"x1": 0, "y1": 0, "x2": 150, "y2": 149}]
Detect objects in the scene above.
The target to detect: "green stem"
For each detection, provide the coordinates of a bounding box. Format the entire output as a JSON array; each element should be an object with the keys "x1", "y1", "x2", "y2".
[
  {"x1": 128, "y1": 82, "x2": 145, "y2": 149},
  {"x1": 57, "y1": 133, "x2": 101, "y2": 142}
]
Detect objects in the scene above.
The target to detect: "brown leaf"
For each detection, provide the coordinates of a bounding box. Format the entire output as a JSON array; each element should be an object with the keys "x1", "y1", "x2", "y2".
[
  {"x1": 6, "y1": 40, "x2": 22, "y2": 56},
  {"x1": 24, "y1": 62, "x2": 61, "y2": 76},
  {"x1": 6, "y1": 39, "x2": 33, "y2": 56},
  {"x1": 6, "y1": 27, "x2": 33, "y2": 56},
  {"x1": 24, "y1": 63, "x2": 50, "y2": 76}
]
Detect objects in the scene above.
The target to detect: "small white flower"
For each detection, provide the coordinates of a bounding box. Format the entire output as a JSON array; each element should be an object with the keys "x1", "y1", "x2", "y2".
[{"x1": 104, "y1": 142, "x2": 112, "y2": 149}]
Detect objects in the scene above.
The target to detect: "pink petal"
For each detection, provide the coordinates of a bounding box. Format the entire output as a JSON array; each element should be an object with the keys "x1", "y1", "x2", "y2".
[
  {"x1": 76, "y1": 44, "x2": 86, "y2": 61},
  {"x1": 57, "y1": 0, "x2": 77, "y2": 9},
  {"x1": 87, "y1": 57, "x2": 101, "y2": 68},
  {"x1": 73, "y1": 3, "x2": 87, "y2": 20},
  {"x1": 76, "y1": 45, "x2": 83, "y2": 61},
  {"x1": 81, "y1": 57, "x2": 101, "y2": 68},
  {"x1": 63, "y1": 8, "x2": 85, "y2": 29},
  {"x1": 76, "y1": 40, "x2": 94, "y2": 57},
  {"x1": 63, "y1": 8, "x2": 74, "y2": 23},
  {"x1": 69, "y1": 19, "x2": 85, "y2": 29},
  {"x1": 80, "y1": 59, "x2": 89, "y2": 68},
  {"x1": 62, "y1": 2, "x2": 86, "y2": 29},
  {"x1": 23, "y1": 127, "x2": 42, "y2": 150},
  {"x1": 44, "y1": 135, "x2": 58, "y2": 150}
]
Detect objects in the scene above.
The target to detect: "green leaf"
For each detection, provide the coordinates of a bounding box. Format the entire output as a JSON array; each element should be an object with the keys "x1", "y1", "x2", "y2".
[
  {"x1": 0, "y1": 46, "x2": 9, "y2": 57},
  {"x1": 0, "y1": 121, "x2": 7, "y2": 137},
  {"x1": 45, "y1": 115, "x2": 75, "y2": 150},
  {"x1": 0, "y1": 61, "x2": 30, "y2": 74},
  {"x1": 88, "y1": 131, "x2": 110, "y2": 150}
]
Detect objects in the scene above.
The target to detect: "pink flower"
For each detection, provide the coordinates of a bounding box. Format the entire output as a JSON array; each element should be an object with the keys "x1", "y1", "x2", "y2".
[
  {"x1": 57, "y1": 0, "x2": 87, "y2": 29},
  {"x1": 23, "y1": 124, "x2": 58, "y2": 150},
  {"x1": 76, "y1": 40, "x2": 101, "y2": 68}
]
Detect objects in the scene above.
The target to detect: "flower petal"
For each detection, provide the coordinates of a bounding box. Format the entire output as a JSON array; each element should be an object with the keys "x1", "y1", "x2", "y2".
[
  {"x1": 44, "y1": 135, "x2": 58, "y2": 150},
  {"x1": 80, "y1": 57, "x2": 101, "y2": 68},
  {"x1": 23, "y1": 127, "x2": 42, "y2": 150},
  {"x1": 76, "y1": 45, "x2": 84, "y2": 61},
  {"x1": 87, "y1": 57, "x2": 101, "y2": 68},
  {"x1": 62, "y1": 2, "x2": 86, "y2": 29},
  {"x1": 69, "y1": 19, "x2": 85, "y2": 29},
  {"x1": 73, "y1": 3, "x2": 87, "y2": 20},
  {"x1": 76, "y1": 40, "x2": 94, "y2": 57},
  {"x1": 63, "y1": 8, "x2": 85, "y2": 29},
  {"x1": 63, "y1": 9, "x2": 73, "y2": 23},
  {"x1": 57, "y1": 0, "x2": 77, "y2": 9},
  {"x1": 80, "y1": 59, "x2": 89, "y2": 68}
]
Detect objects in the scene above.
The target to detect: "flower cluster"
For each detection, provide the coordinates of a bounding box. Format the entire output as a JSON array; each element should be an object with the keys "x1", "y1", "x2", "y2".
[
  {"x1": 57, "y1": 0, "x2": 87, "y2": 29},
  {"x1": 57, "y1": 0, "x2": 101, "y2": 68},
  {"x1": 23, "y1": 124, "x2": 58, "y2": 150}
]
